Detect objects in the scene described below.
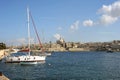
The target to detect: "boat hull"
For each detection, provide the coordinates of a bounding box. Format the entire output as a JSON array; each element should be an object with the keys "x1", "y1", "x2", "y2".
[
  {"x1": 2, "y1": 55, "x2": 46, "y2": 63},
  {"x1": 20, "y1": 61, "x2": 45, "y2": 65}
]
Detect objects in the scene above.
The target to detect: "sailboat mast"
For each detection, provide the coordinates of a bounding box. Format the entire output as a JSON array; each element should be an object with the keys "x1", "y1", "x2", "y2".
[{"x1": 27, "y1": 7, "x2": 30, "y2": 56}]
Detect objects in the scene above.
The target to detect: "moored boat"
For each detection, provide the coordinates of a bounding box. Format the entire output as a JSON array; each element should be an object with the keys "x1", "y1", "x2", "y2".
[
  {"x1": 2, "y1": 52, "x2": 46, "y2": 63},
  {"x1": 2, "y1": 7, "x2": 46, "y2": 64}
]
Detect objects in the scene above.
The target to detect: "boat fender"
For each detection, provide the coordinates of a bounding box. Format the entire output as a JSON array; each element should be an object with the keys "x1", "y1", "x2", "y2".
[
  {"x1": 11, "y1": 59, "x2": 12, "y2": 61},
  {"x1": 34, "y1": 57, "x2": 35, "y2": 59},
  {"x1": 18, "y1": 58, "x2": 20, "y2": 60}
]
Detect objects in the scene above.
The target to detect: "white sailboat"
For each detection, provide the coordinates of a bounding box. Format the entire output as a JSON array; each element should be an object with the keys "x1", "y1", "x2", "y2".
[{"x1": 2, "y1": 7, "x2": 46, "y2": 64}]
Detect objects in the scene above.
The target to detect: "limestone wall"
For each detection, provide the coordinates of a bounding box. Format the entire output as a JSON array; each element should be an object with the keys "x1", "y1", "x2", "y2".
[
  {"x1": 0, "y1": 50, "x2": 5, "y2": 60},
  {"x1": 69, "y1": 48, "x2": 90, "y2": 51},
  {"x1": 0, "y1": 49, "x2": 9, "y2": 60}
]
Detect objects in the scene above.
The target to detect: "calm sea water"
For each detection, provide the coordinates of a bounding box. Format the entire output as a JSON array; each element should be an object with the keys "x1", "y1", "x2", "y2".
[{"x1": 1, "y1": 51, "x2": 120, "y2": 80}]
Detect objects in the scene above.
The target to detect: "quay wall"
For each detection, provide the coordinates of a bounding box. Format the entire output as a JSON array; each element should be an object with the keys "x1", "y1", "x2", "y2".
[
  {"x1": 69, "y1": 48, "x2": 90, "y2": 52},
  {"x1": 0, "y1": 50, "x2": 5, "y2": 60},
  {"x1": 0, "y1": 49, "x2": 9, "y2": 60}
]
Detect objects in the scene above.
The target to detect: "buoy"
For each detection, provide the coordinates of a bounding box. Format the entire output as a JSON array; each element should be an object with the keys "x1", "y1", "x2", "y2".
[{"x1": 48, "y1": 63, "x2": 51, "y2": 66}]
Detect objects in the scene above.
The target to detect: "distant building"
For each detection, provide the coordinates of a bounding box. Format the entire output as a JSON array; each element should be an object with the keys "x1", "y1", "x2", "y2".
[{"x1": 56, "y1": 37, "x2": 65, "y2": 44}]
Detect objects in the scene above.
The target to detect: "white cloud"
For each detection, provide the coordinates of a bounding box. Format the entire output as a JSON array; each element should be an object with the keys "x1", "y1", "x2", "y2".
[
  {"x1": 54, "y1": 33, "x2": 61, "y2": 40},
  {"x1": 100, "y1": 15, "x2": 117, "y2": 25},
  {"x1": 98, "y1": 0, "x2": 120, "y2": 25},
  {"x1": 83, "y1": 0, "x2": 120, "y2": 26},
  {"x1": 83, "y1": 19, "x2": 94, "y2": 27},
  {"x1": 99, "y1": 1, "x2": 120, "y2": 17},
  {"x1": 70, "y1": 20, "x2": 79, "y2": 31},
  {"x1": 98, "y1": 5, "x2": 112, "y2": 14}
]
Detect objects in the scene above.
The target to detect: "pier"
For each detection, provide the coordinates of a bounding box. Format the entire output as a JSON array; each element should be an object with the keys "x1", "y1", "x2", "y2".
[{"x1": 0, "y1": 72, "x2": 9, "y2": 80}]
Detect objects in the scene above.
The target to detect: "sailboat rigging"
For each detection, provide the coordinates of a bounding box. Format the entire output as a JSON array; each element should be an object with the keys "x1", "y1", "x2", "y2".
[
  {"x1": 29, "y1": 10, "x2": 51, "y2": 56},
  {"x1": 29, "y1": 11, "x2": 43, "y2": 52}
]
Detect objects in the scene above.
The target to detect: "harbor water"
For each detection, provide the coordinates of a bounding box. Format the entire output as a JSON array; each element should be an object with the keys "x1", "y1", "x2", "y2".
[{"x1": 1, "y1": 51, "x2": 120, "y2": 80}]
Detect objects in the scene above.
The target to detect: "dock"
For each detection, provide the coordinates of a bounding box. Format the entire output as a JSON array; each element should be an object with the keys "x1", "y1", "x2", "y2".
[{"x1": 0, "y1": 72, "x2": 10, "y2": 80}]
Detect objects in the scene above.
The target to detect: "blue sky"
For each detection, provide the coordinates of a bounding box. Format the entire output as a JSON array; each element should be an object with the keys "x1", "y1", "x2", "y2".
[{"x1": 0, "y1": 0, "x2": 120, "y2": 45}]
